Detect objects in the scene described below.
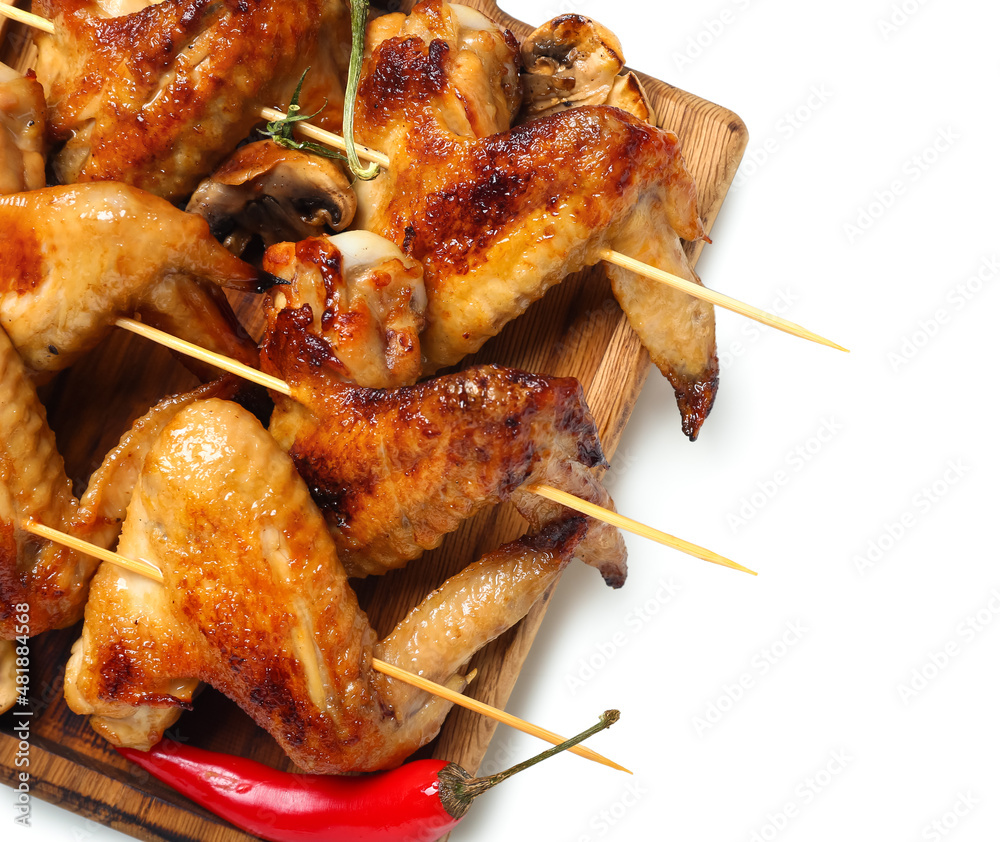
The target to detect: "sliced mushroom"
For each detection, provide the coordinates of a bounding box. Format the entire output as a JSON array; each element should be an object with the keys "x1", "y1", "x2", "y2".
[
  {"x1": 186, "y1": 140, "x2": 358, "y2": 255},
  {"x1": 0, "y1": 63, "x2": 46, "y2": 196},
  {"x1": 520, "y1": 15, "x2": 656, "y2": 125}
]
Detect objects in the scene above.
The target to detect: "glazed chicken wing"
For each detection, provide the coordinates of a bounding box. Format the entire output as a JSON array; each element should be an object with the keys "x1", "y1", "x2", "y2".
[
  {"x1": 32, "y1": 0, "x2": 349, "y2": 200},
  {"x1": 0, "y1": 323, "x2": 85, "y2": 638},
  {"x1": 64, "y1": 398, "x2": 620, "y2": 772},
  {"x1": 0, "y1": 317, "x2": 237, "y2": 639},
  {"x1": 261, "y1": 230, "x2": 426, "y2": 390},
  {"x1": 362, "y1": 1, "x2": 522, "y2": 140},
  {"x1": 0, "y1": 183, "x2": 262, "y2": 374},
  {"x1": 355, "y1": 1, "x2": 717, "y2": 438},
  {"x1": 267, "y1": 364, "x2": 627, "y2": 586},
  {"x1": 0, "y1": 63, "x2": 46, "y2": 195}
]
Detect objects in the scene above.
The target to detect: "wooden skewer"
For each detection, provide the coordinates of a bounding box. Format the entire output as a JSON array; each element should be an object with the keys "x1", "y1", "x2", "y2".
[
  {"x1": 115, "y1": 319, "x2": 756, "y2": 576},
  {"x1": 24, "y1": 519, "x2": 629, "y2": 774},
  {"x1": 598, "y1": 251, "x2": 848, "y2": 353},
  {"x1": 258, "y1": 106, "x2": 390, "y2": 169},
  {"x1": 115, "y1": 317, "x2": 292, "y2": 396},
  {"x1": 529, "y1": 483, "x2": 757, "y2": 576},
  {"x1": 371, "y1": 659, "x2": 629, "y2": 774},
  {"x1": 0, "y1": 4, "x2": 846, "y2": 353},
  {"x1": 24, "y1": 519, "x2": 164, "y2": 580},
  {"x1": 0, "y1": 3, "x2": 53, "y2": 33}
]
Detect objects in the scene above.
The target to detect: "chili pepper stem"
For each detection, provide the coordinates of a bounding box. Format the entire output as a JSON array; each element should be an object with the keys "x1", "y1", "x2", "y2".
[{"x1": 437, "y1": 710, "x2": 621, "y2": 820}]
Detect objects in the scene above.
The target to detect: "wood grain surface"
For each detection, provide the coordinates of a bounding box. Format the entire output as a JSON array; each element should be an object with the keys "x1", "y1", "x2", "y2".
[{"x1": 0, "y1": 2, "x2": 747, "y2": 839}]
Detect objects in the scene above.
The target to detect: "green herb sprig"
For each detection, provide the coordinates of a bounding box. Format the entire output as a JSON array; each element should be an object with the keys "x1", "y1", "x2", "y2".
[
  {"x1": 260, "y1": 69, "x2": 347, "y2": 162},
  {"x1": 342, "y1": 0, "x2": 380, "y2": 180}
]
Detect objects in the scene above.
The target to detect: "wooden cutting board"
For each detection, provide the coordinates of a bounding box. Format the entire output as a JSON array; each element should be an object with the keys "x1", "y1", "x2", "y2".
[{"x1": 0, "y1": 2, "x2": 747, "y2": 839}]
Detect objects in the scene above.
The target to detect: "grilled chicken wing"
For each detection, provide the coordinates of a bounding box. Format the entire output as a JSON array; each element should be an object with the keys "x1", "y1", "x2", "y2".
[
  {"x1": 363, "y1": 1, "x2": 521, "y2": 140},
  {"x1": 64, "y1": 398, "x2": 619, "y2": 771},
  {"x1": 0, "y1": 183, "x2": 261, "y2": 374},
  {"x1": 187, "y1": 141, "x2": 358, "y2": 255},
  {"x1": 32, "y1": 0, "x2": 348, "y2": 200},
  {"x1": 0, "y1": 318, "x2": 235, "y2": 638},
  {"x1": 0, "y1": 323, "x2": 92, "y2": 638},
  {"x1": 0, "y1": 63, "x2": 46, "y2": 195},
  {"x1": 267, "y1": 364, "x2": 627, "y2": 586},
  {"x1": 261, "y1": 230, "x2": 426, "y2": 390},
  {"x1": 355, "y1": 1, "x2": 717, "y2": 438}
]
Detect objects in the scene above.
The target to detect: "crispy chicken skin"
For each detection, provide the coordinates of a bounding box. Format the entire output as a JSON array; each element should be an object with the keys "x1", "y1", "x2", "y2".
[
  {"x1": 354, "y1": 2, "x2": 718, "y2": 438},
  {"x1": 0, "y1": 183, "x2": 261, "y2": 374},
  {"x1": 64, "y1": 399, "x2": 620, "y2": 771},
  {"x1": 363, "y1": 1, "x2": 522, "y2": 140},
  {"x1": 267, "y1": 364, "x2": 627, "y2": 586},
  {"x1": 32, "y1": 0, "x2": 347, "y2": 200},
  {"x1": 0, "y1": 324, "x2": 86, "y2": 638},
  {"x1": 261, "y1": 231, "x2": 427, "y2": 390},
  {"x1": 0, "y1": 64, "x2": 46, "y2": 196},
  {"x1": 0, "y1": 322, "x2": 235, "y2": 639}
]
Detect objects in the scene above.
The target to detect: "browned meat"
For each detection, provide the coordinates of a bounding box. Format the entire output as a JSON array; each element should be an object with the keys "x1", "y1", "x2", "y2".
[
  {"x1": 0, "y1": 317, "x2": 235, "y2": 638},
  {"x1": 267, "y1": 364, "x2": 627, "y2": 586},
  {"x1": 261, "y1": 230, "x2": 426, "y2": 390},
  {"x1": 64, "y1": 398, "x2": 621, "y2": 772},
  {"x1": 32, "y1": 0, "x2": 349, "y2": 201},
  {"x1": 0, "y1": 63, "x2": 46, "y2": 195},
  {"x1": 0, "y1": 183, "x2": 261, "y2": 374},
  {"x1": 354, "y1": 1, "x2": 718, "y2": 438}
]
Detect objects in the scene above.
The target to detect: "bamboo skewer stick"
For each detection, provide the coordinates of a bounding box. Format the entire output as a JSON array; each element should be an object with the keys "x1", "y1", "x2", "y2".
[
  {"x1": 529, "y1": 484, "x2": 756, "y2": 576},
  {"x1": 0, "y1": 3, "x2": 53, "y2": 33},
  {"x1": 371, "y1": 659, "x2": 629, "y2": 774},
  {"x1": 25, "y1": 519, "x2": 629, "y2": 773},
  {"x1": 598, "y1": 251, "x2": 848, "y2": 353},
  {"x1": 115, "y1": 317, "x2": 292, "y2": 396},
  {"x1": 0, "y1": 4, "x2": 846, "y2": 353},
  {"x1": 114, "y1": 319, "x2": 757, "y2": 576},
  {"x1": 23, "y1": 519, "x2": 164, "y2": 580},
  {"x1": 258, "y1": 106, "x2": 390, "y2": 168}
]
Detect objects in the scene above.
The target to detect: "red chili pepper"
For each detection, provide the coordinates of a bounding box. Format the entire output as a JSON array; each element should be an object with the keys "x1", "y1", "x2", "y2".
[{"x1": 117, "y1": 710, "x2": 619, "y2": 842}]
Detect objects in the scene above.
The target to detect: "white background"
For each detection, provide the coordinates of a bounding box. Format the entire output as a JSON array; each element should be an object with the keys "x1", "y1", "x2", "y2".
[{"x1": 11, "y1": 0, "x2": 1000, "y2": 840}]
